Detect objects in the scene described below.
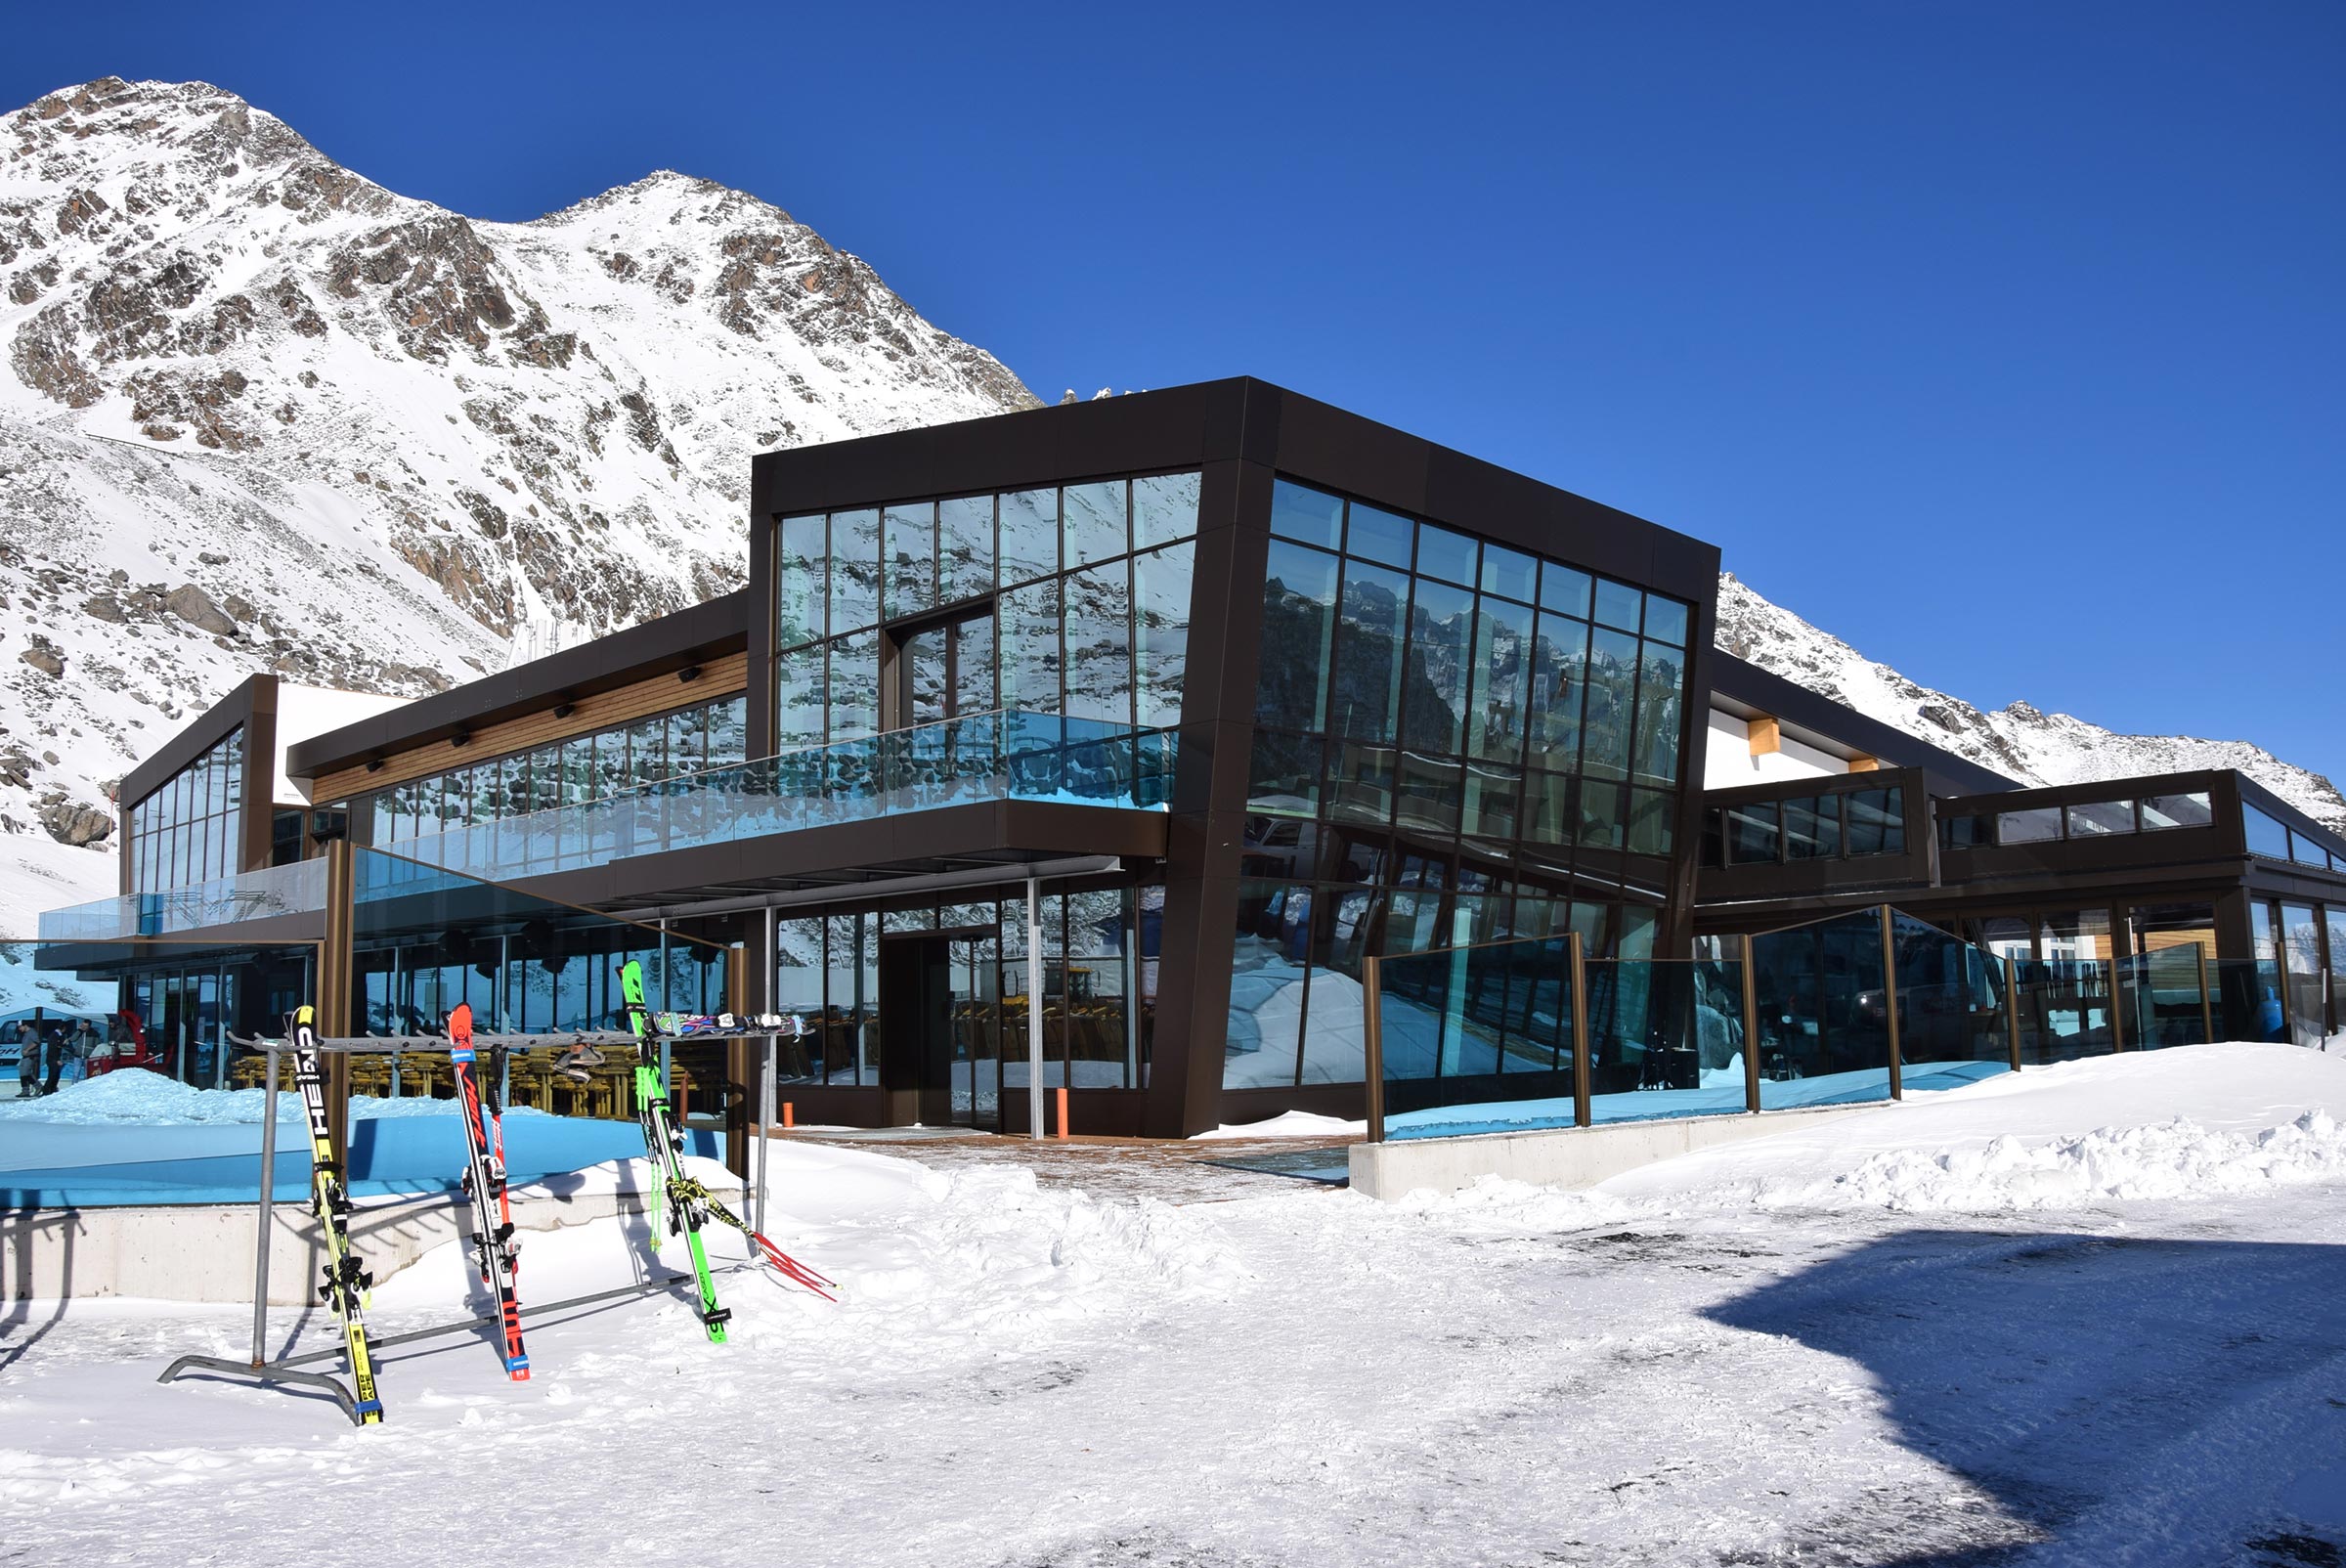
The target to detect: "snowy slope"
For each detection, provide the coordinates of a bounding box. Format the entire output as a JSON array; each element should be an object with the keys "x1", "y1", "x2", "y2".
[
  {"x1": 1716, "y1": 571, "x2": 2346, "y2": 830},
  {"x1": 0, "y1": 77, "x2": 1037, "y2": 928}
]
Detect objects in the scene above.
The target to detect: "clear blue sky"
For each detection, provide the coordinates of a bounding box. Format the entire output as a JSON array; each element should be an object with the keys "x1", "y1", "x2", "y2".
[{"x1": 11, "y1": 3, "x2": 2342, "y2": 782}]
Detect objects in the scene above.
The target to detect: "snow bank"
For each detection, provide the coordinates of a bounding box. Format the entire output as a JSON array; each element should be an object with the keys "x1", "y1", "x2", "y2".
[
  {"x1": 1190, "y1": 1110, "x2": 1365, "y2": 1141},
  {"x1": 1408, "y1": 1044, "x2": 2346, "y2": 1220},
  {"x1": 0, "y1": 1067, "x2": 543, "y2": 1126}
]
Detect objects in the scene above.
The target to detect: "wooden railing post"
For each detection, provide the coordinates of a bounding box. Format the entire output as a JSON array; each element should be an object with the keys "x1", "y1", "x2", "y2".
[{"x1": 1879, "y1": 904, "x2": 1902, "y2": 1100}]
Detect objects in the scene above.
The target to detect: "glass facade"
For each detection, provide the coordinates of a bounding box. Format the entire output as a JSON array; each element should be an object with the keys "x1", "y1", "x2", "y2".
[
  {"x1": 358, "y1": 694, "x2": 749, "y2": 849},
  {"x1": 1230, "y1": 478, "x2": 1694, "y2": 1090},
  {"x1": 1941, "y1": 790, "x2": 2216, "y2": 850},
  {"x1": 126, "y1": 728, "x2": 244, "y2": 893},
  {"x1": 1700, "y1": 787, "x2": 1906, "y2": 868},
  {"x1": 775, "y1": 473, "x2": 1200, "y2": 748},
  {"x1": 773, "y1": 888, "x2": 1151, "y2": 1112}
]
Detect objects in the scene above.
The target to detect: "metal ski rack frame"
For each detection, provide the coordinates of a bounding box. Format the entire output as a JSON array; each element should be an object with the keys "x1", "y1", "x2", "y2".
[{"x1": 157, "y1": 1024, "x2": 783, "y2": 1426}]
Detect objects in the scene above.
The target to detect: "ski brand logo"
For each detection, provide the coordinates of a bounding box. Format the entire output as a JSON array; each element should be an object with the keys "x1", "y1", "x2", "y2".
[{"x1": 294, "y1": 1007, "x2": 331, "y2": 1142}]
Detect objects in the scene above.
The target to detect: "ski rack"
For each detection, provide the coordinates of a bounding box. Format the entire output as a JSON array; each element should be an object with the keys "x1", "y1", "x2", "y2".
[{"x1": 157, "y1": 1024, "x2": 794, "y2": 1426}]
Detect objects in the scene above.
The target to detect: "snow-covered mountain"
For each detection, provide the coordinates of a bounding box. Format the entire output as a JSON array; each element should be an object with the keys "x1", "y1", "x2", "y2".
[
  {"x1": 1716, "y1": 572, "x2": 2346, "y2": 831},
  {"x1": 0, "y1": 77, "x2": 1037, "y2": 927}
]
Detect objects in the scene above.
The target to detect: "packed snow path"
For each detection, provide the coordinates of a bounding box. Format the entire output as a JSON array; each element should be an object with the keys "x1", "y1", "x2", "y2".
[{"x1": 5, "y1": 1045, "x2": 2345, "y2": 1567}]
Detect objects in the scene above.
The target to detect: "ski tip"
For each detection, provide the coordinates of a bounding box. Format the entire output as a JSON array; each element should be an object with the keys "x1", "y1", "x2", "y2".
[
  {"x1": 506, "y1": 1359, "x2": 531, "y2": 1380},
  {"x1": 355, "y1": 1400, "x2": 385, "y2": 1423}
]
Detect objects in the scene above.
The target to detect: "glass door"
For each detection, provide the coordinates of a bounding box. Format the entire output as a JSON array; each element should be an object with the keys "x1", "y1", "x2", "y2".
[
  {"x1": 945, "y1": 933, "x2": 1001, "y2": 1129},
  {"x1": 892, "y1": 609, "x2": 995, "y2": 729}
]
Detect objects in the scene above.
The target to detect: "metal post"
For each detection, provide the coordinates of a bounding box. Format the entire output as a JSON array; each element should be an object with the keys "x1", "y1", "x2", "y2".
[
  {"x1": 1025, "y1": 876, "x2": 1044, "y2": 1142},
  {"x1": 757, "y1": 1032, "x2": 772, "y2": 1240},
  {"x1": 1362, "y1": 955, "x2": 1385, "y2": 1144},
  {"x1": 2006, "y1": 954, "x2": 2024, "y2": 1069},
  {"x1": 1569, "y1": 931, "x2": 1591, "y2": 1128},
  {"x1": 2109, "y1": 948, "x2": 2128, "y2": 1052},
  {"x1": 250, "y1": 1042, "x2": 280, "y2": 1366},
  {"x1": 1740, "y1": 933, "x2": 1761, "y2": 1115},
  {"x1": 1879, "y1": 904, "x2": 1902, "y2": 1100}
]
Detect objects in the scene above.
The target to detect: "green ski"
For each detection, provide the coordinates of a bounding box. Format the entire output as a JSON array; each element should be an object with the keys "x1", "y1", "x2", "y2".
[{"x1": 619, "y1": 959, "x2": 728, "y2": 1341}]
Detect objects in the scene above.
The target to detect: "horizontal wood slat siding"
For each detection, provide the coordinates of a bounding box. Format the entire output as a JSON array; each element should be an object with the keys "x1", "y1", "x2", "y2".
[{"x1": 310, "y1": 652, "x2": 751, "y2": 805}]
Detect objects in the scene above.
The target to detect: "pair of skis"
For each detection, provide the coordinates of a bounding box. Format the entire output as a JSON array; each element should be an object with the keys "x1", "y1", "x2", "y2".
[
  {"x1": 618, "y1": 960, "x2": 834, "y2": 1341},
  {"x1": 288, "y1": 1007, "x2": 385, "y2": 1424},
  {"x1": 448, "y1": 1004, "x2": 529, "y2": 1380}
]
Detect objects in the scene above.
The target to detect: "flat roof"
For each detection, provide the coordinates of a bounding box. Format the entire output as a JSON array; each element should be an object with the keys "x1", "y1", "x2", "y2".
[{"x1": 1707, "y1": 651, "x2": 2021, "y2": 798}]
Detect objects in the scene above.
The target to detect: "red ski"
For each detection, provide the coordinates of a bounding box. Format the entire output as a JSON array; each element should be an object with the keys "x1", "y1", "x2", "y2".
[{"x1": 449, "y1": 1004, "x2": 530, "y2": 1380}]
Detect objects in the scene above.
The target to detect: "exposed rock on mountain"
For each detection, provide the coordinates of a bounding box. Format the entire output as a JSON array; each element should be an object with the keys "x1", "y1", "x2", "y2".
[
  {"x1": 0, "y1": 76, "x2": 1037, "y2": 926},
  {"x1": 1716, "y1": 572, "x2": 2346, "y2": 832}
]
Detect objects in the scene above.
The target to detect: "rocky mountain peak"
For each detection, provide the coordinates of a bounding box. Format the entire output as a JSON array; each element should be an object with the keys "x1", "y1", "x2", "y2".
[{"x1": 0, "y1": 78, "x2": 1038, "y2": 926}]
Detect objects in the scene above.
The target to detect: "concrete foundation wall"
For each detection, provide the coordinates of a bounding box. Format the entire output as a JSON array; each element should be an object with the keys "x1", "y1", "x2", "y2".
[
  {"x1": 1348, "y1": 1105, "x2": 1885, "y2": 1201},
  {"x1": 1, "y1": 1175, "x2": 743, "y2": 1304}
]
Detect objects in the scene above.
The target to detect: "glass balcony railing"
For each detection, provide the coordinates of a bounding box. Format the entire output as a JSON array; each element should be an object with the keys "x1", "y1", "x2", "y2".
[
  {"x1": 35, "y1": 856, "x2": 331, "y2": 943},
  {"x1": 392, "y1": 709, "x2": 1175, "y2": 883}
]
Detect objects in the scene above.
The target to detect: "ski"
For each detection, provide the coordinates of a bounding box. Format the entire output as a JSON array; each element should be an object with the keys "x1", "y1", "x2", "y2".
[
  {"x1": 289, "y1": 1006, "x2": 384, "y2": 1425},
  {"x1": 448, "y1": 1003, "x2": 529, "y2": 1380},
  {"x1": 619, "y1": 960, "x2": 731, "y2": 1340},
  {"x1": 620, "y1": 968, "x2": 836, "y2": 1306}
]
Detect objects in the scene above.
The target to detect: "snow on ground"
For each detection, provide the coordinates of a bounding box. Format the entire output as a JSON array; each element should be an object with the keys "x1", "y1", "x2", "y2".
[{"x1": 6, "y1": 1043, "x2": 2346, "y2": 1566}]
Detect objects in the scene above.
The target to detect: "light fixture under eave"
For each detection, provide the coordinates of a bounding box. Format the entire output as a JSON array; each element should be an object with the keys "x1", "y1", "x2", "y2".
[
  {"x1": 676, "y1": 665, "x2": 703, "y2": 684},
  {"x1": 364, "y1": 758, "x2": 385, "y2": 773},
  {"x1": 451, "y1": 731, "x2": 471, "y2": 749},
  {"x1": 552, "y1": 702, "x2": 576, "y2": 719}
]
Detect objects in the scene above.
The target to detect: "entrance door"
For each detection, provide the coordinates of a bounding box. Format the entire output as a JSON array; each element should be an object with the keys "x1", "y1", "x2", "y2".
[{"x1": 876, "y1": 931, "x2": 1002, "y2": 1129}]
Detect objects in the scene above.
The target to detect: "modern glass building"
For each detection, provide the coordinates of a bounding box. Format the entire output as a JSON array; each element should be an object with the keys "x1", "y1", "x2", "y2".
[{"x1": 37, "y1": 380, "x2": 1720, "y2": 1137}]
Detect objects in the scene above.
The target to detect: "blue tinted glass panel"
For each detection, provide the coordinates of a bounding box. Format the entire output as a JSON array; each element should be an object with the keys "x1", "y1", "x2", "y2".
[
  {"x1": 828, "y1": 630, "x2": 880, "y2": 741},
  {"x1": 1480, "y1": 544, "x2": 1536, "y2": 602},
  {"x1": 1466, "y1": 596, "x2": 1532, "y2": 764},
  {"x1": 1269, "y1": 479, "x2": 1343, "y2": 548},
  {"x1": 1001, "y1": 577, "x2": 1063, "y2": 715},
  {"x1": 1642, "y1": 594, "x2": 1689, "y2": 647},
  {"x1": 776, "y1": 514, "x2": 826, "y2": 646},
  {"x1": 1526, "y1": 615, "x2": 1588, "y2": 773},
  {"x1": 1631, "y1": 640, "x2": 1686, "y2": 786},
  {"x1": 883, "y1": 502, "x2": 935, "y2": 621},
  {"x1": 1331, "y1": 558, "x2": 1410, "y2": 742},
  {"x1": 999, "y1": 489, "x2": 1058, "y2": 585},
  {"x1": 1593, "y1": 578, "x2": 1642, "y2": 632},
  {"x1": 1345, "y1": 502, "x2": 1413, "y2": 568},
  {"x1": 1134, "y1": 543, "x2": 1195, "y2": 729},
  {"x1": 1401, "y1": 579, "x2": 1473, "y2": 754},
  {"x1": 1416, "y1": 524, "x2": 1477, "y2": 587},
  {"x1": 776, "y1": 644, "x2": 826, "y2": 748},
  {"x1": 2245, "y1": 805, "x2": 2290, "y2": 859},
  {"x1": 1580, "y1": 628, "x2": 1640, "y2": 779},
  {"x1": 1539, "y1": 563, "x2": 1592, "y2": 619},
  {"x1": 1063, "y1": 480, "x2": 1127, "y2": 568},
  {"x1": 1134, "y1": 471, "x2": 1201, "y2": 548},
  {"x1": 830, "y1": 508, "x2": 882, "y2": 632},
  {"x1": 938, "y1": 495, "x2": 994, "y2": 604},
  {"x1": 1064, "y1": 561, "x2": 1133, "y2": 724},
  {"x1": 1257, "y1": 541, "x2": 1340, "y2": 731}
]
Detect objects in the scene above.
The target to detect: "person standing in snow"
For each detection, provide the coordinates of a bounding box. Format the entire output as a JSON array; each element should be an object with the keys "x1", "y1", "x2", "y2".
[
  {"x1": 40, "y1": 1022, "x2": 70, "y2": 1095},
  {"x1": 16, "y1": 1020, "x2": 43, "y2": 1099}
]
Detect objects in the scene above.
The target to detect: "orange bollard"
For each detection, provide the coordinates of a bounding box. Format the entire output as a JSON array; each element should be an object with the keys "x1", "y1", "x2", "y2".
[
  {"x1": 1056, "y1": 1085, "x2": 1069, "y2": 1140},
  {"x1": 783, "y1": 1101, "x2": 795, "y2": 1130}
]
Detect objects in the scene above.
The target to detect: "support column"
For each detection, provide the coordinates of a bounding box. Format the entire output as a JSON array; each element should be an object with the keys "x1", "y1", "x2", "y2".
[
  {"x1": 1878, "y1": 904, "x2": 1903, "y2": 1100},
  {"x1": 1026, "y1": 876, "x2": 1044, "y2": 1142}
]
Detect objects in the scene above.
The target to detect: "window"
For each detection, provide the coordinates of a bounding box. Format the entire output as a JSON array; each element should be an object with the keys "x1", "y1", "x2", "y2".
[
  {"x1": 2066, "y1": 800, "x2": 2136, "y2": 838},
  {"x1": 1727, "y1": 801, "x2": 1780, "y2": 864},
  {"x1": 2245, "y1": 804, "x2": 2292, "y2": 860},
  {"x1": 2141, "y1": 791, "x2": 2212, "y2": 831},
  {"x1": 129, "y1": 726, "x2": 245, "y2": 893},
  {"x1": 1998, "y1": 806, "x2": 2062, "y2": 845},
  {"x1": 1783, "y1": 796, "x2": 1841, "y2": 860},
  {"x1": 1940, "y1": 813, "x2": 1992, "y2": 849},
  {"x1": 1846, "y1": 788, "x2": 1904, "y2": 856}
]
